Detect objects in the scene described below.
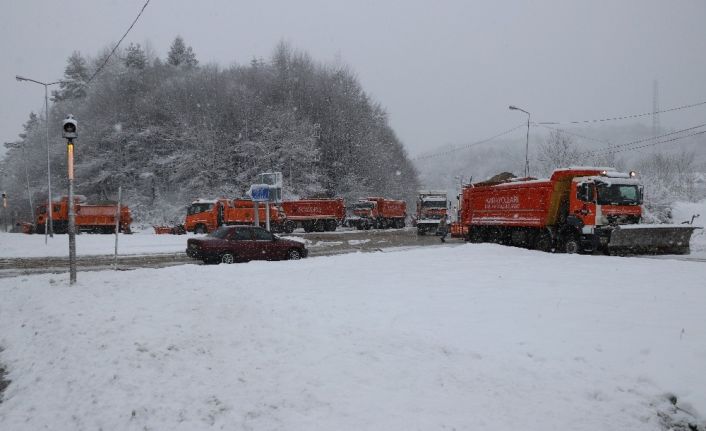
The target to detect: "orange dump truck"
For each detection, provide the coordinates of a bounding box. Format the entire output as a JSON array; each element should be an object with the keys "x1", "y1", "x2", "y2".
[
  {"x1": 459, "y1": 167, "x2": 699, "y2": 254},
  {"x1": 280, "y1": 198, "x2": 346, "y2": 233},
  {"x1": 184, "y1": 198, "x2": 285, "y2": 234},
  {"x1": 350, "y1": 197, "x2": 406, "y2": 230},
  {"x1": 35, "y1": 196, "x2": 132, "y2": 234}
]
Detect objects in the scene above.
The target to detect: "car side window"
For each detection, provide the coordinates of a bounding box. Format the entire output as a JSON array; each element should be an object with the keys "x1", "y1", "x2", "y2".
[
  {"x1": 233, "y1": 228, "x2": 252, "y2": 241},
  {"x1": 253, "y1": 228, "x2": 273, "y2": 241}
]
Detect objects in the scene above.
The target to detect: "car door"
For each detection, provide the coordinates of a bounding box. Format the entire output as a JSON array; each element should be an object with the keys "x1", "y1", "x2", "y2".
[
  {"x1": 230, "y1": 227, "x2": 256, "y2": 261},
  {"x1": 252, "y1": 227, "x2": 277, "y2": 260}
]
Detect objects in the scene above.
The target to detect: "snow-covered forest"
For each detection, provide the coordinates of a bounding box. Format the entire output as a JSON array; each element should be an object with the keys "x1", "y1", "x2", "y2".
[{"x1": 0, "y1": 38, "x2": 419, "y2": 224}]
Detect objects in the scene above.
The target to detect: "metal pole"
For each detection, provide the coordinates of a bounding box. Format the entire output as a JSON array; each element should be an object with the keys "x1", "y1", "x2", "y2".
[
  {"x1": 265, "y1": 200, "x2": 271, "y2": 231},
  {"x1": 67, "y1": 139, "x2": 76, "y2": 284},
  {"x1": 253, "y1": 201, "x2": 260, "y2": 227},
  {"x1": 525, "y1": 113, "x2": 531, "y2": 177},
  {"x1": 45, "y1": 84, "x2": 54, "y2": 237},
  {"x1": 114, "y1": 186, "x2": 122, "y2": 270}
]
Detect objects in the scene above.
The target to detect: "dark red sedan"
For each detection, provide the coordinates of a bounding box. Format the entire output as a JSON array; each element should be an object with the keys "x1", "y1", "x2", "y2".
[{"x1": 186, "y1": 225, "x2": 308, "y2": 264}]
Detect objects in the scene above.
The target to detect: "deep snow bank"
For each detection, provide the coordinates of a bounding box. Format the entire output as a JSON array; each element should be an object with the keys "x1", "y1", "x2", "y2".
[{"x1": 0, "y1": 244, "x2": 705, "y2": 430}]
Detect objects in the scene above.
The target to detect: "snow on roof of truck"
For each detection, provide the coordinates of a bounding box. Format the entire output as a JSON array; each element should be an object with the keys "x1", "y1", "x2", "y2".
[
  {"x1": 191, "y1": 199, "x2": 218, "y2": 204},
  {"x1": 421, "y1": 196, "x2": 447, "y2": 202},
  {"x1": 559, "y1": 166, "x2": 616, "y2": 172}
]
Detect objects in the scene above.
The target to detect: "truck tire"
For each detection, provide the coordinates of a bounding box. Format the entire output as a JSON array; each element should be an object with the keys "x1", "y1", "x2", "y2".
[
  {"x1": 417, "y1": 227, "x2": 426, "y2": 236},
  {"x1": 564, "y1": 238, "x2": 580, "y2": 254},
  {"x1": 325, "y1": 219, "x2": 337, "y2": 232},
  {"x1": 284, "y1": 220, "x2": 296, "y2": 234},
  {"x1": 534, "y1": 232, "x2": 553, "y2": 252},
  {"x1": 195, "y1": 224, "x2": 207, "y2": 235}
]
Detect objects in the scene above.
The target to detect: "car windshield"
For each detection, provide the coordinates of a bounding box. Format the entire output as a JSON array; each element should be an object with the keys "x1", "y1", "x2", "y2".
[
  {"x1": 187, "y1": 203, "x2": 214, "y2": 215},
  {"x1": 596, "y1": 183, "x2": 642, "y2": 205},
  {"x1": 207, "y1": 226, "x2": 231, "y2": 239},
  {"x1": 354, "y1": 202, "x2": 374, "y2": 210}
]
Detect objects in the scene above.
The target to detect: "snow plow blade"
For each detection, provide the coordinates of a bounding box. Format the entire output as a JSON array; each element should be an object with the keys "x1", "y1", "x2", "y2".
[{"x1": 608, "y1": 225, "x2": 701, "y2": 255}]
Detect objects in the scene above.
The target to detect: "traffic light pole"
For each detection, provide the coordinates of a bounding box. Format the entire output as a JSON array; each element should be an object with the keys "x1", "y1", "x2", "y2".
[{"x1": 67, "y1": 139, "x2": 76, "y2": 284}]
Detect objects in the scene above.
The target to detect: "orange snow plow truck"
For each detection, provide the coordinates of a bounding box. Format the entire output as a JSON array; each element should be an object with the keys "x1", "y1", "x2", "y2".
[
  {"x1": 280, "y1": 198, "x2": 345, "y2": 233},
  {"x1": 184, "y1": 198, "x2": 286, "y2": 234},
  {"x1": 35, "y1": 196, "x2": 132, "y2": 234},
  {"x1": 458, "y1": 167, "x2": 700, "y2": 254},
  {"x1": 350, "y1": 197, "x2": 406, "y2": 230}
]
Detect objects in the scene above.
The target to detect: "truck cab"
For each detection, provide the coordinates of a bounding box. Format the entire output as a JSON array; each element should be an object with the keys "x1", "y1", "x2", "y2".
[
  {"x1": 568, "y1": 171, "x2": 643, "y2": 251},
  {"x1": 415, "y1": 191, "x2": 448, "y2": 235},
  {"x1": 184, "y1": 199, "x2": 225, "y2": 234}
]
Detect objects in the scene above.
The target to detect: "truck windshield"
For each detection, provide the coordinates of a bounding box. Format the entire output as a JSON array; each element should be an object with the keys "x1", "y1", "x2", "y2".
[
  {"x1": 187, "y1": 203, "x2": 214, "y2": 215},
  {"x1": 207, "y1": 227, "x2": 231, "y2": 239},
  {"x1": 596, "y1": 184, "x2": 642, "y2": 206},
  {"x1": 354, "y1": 202, "x2": 375, "y2": 210},
  {"x1": 421, "y1": 201, "x2": 446, "y2": 209}
]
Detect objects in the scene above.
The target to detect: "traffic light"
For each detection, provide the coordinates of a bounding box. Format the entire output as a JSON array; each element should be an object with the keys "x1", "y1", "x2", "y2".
[{"x1": 62, "y1": 114, "x2": 77, "y2": 139}]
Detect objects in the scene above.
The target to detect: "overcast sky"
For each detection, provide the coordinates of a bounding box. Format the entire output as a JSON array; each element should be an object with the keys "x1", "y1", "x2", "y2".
[{"x1": 2, "y1": 0, "x2": 705, "y2": 158}]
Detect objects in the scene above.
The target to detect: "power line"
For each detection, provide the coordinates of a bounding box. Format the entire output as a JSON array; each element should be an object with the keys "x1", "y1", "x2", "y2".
[
  {"x1": 537, "y1": 100, "x2": 706, "y2": 125},
  {"x1": 581, "y1": 123, "x2": 706, "y2": 157},
  {"x1": 589, "y1": 130, "x2": 706, "y2": 156},
  {"x1": 85, "y1": 0, "x2": 151, "y2": 85},
  {"x1": 536, "y1": 123, "x2": 613, "y2": 146},
  {"x1": 412, "y1": 124, "x2": 526, "y2": 162}
]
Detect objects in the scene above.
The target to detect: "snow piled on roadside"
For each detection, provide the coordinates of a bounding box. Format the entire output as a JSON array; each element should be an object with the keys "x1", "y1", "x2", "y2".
[
  {"x1": 0, "y1": 230, "x2": 191, "y2": 258},
  {"x1": 1, "y1": 244, "x2": 705, "y2": 430}
]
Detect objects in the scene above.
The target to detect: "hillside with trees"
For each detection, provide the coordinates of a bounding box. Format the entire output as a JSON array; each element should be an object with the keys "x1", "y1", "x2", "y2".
[{"x1": 1, "y1": 38, "x2": 418, "y2": 225}]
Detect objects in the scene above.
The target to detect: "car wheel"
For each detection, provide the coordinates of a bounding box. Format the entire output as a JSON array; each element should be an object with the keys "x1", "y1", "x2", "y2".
[
  {"x1": 288, "y1": 249, "x2": 302, "y2": 260},
  {"x1": 220, "y1": 252, "x2": 235, "y2": 264}
]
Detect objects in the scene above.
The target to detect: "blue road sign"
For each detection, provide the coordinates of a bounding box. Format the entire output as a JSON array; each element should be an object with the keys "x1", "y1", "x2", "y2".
[{"x1": 250, "y1": 184, "x2": 270, "y2": 201}]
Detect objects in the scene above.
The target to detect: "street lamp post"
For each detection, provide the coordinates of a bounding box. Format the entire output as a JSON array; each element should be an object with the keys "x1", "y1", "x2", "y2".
[
  {"x1": 509, "y1": 105, "x2": 531, "y2": 178},
  {"x1": 16, "y1": 75, "x2": 63, "y2": 238}
]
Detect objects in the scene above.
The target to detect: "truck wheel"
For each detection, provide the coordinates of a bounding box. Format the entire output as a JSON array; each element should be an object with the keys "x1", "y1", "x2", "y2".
[
  {"x1": 417, "y1": 227, "x2": 426, "y2": 236},
  {"x1": 195, "y1": 225, "x2": 207, "y2": 235},
  {"x1": 220, "y1": 252, "x2": 235, "y2": 264},
  {"x1": 284, "y1": 220, "x2": 296, "y2": 234},
  {"x1": 325, "y1": 219, "x2": 337, "y2": 231},
  {"x1": 564, "y1": 238, "x2": 580, "y2": 254},
  {"x1": 534, "y1": 233, "x2": 553, "y2": 252}
]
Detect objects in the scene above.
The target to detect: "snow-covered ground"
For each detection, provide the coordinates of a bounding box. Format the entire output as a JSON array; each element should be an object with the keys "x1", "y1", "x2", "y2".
[{"x1": 1, "y1": 244, "x2": 705, "y2": 430}]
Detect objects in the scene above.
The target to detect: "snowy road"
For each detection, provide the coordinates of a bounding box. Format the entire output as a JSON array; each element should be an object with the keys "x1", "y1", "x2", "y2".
[
  {"x1": 1, "y1": 226, "x2": 704, "y2": 278},
  {"x1": 0, "y1": 228, "x2": 456, "y2": 277}
]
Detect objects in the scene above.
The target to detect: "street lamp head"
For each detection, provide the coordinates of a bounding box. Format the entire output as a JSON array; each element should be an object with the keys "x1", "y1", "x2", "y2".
[
  {"x1": 509, "y1": 105, "x2": 518, "y2": 110},
  {"x1": 16, "y1": 75, "x2": 26, "y2": 82}
]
